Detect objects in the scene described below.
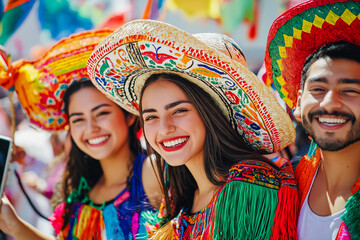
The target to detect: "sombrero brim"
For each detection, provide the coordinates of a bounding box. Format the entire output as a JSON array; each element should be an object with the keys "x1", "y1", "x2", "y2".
[
  {"x1": 265, "y1": 0, "x2": 360, "y2": 109},
  {"x1": 88, "y1": 20, "x2": 295, "y2": 153},
  {"x1": 14, "y1": 29, "x2": 113, "y2": 131}
]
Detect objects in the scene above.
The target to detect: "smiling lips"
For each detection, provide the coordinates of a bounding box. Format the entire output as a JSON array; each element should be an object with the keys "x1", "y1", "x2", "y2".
[
  {"x1": 316, "y1": 117, "x2": 348, "y2": 130},
  {"x1": 87, "y1": 135, "x2": 110, "y2": 146},
  {"x1": 160, "y1": 136, "x2": 189, "y2": 152}
]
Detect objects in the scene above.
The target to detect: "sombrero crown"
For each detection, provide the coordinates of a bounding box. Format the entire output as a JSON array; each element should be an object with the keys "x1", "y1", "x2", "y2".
[
  {"x1": 1, "y1": 29, "x2": 112, "y2": 131},
  {"x1": 87, "y1": 20, "x2": 295, "y2": 153},
  {"x1": 265, "y1": 0, "x2": 360, "y2": 109}
]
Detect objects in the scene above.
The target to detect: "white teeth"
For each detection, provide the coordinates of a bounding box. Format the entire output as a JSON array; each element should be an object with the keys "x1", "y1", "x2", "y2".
[
  {"x1": 163, "y1": 137, "x2": 188, "y2": 147},
  {"x1": 88, "y1": 136, "x2": 109, "y2": 145},
  {"x1": 318, "y1": 117, "x2": 346, "y2": 124}
]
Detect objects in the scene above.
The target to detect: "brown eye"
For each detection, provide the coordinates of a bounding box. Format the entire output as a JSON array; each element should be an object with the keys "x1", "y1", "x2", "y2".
[
  {"x1": 144, "y1": 115, "x2": 157, "y2": 121},
  {"x1": 71, "y1": 118, "x2": 84, "y2": 124},
  {"x1": 97, "y1": 111, "x2": 110, "y2": 117},
  {"x1": 342, "y1": 89, "x2": 360, "y2": 95},
  {"x1": 174, "y1": 108, "x2": 188, "y2": 114}
]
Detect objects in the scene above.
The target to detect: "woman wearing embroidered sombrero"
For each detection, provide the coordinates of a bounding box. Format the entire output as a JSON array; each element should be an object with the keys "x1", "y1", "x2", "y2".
[
  {"x1": 87, "y1": 19, "x2": 299, "y2": 239},
  {"x1": 0, "y1": 29, "x2": 162, "y2": 239},
  {"x1": 265, "y1": 0, "x2": 360, "y2": 239}
]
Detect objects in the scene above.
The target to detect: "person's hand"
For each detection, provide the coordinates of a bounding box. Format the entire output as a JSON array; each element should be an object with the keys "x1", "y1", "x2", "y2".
[
  {"x1": 0, "y1": 196, "x2": 21, "y2": 235},
  {"x1": 0, "y1": 196, "x2": 56, "y2": 240}
]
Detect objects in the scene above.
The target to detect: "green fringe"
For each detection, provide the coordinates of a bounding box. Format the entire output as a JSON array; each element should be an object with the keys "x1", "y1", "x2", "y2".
[
  {"x1": 342, "y1": 189, "x2": 360, "y2": 239},
  {"x1": 212, "y1": 180, "x2": 278, "y2": 240}
]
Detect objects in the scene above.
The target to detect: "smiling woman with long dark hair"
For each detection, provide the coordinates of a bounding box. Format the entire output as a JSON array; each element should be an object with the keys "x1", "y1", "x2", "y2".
[
  {"x1": 87, "y1": 20, "x2": 299, "y2": 239},
  {"x1": 0, "y1": 30, "x2": 162, "y2": 240}
]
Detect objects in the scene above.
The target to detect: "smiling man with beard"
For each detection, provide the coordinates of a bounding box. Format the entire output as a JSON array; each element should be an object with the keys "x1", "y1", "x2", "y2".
[
  {"x1": 293, "y1": 40, "x2": 360, "y2": 240},
  {"x1": 265, "y1": 0, "x2": 360, "y2": 239}
]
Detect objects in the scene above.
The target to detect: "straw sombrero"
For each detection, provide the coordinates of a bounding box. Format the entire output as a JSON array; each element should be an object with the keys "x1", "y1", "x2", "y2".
[
  {"x1": 87, "y1": 20, "x2": 295, "y2": 153},
  {"x1": 0, "y1": 29, "x2": 112, "y2": 131},
  {"x1": 265, "y1": 0, "x2": 360, "y2": 109}
]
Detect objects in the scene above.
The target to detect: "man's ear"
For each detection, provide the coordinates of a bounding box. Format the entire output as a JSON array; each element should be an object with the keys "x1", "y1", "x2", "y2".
[
  {"x1": 293, "y1": 90, "x2": 302, "y2": 120},
  {"x1": 126, "y1": 114, "x2": 136, "y2": 127}
]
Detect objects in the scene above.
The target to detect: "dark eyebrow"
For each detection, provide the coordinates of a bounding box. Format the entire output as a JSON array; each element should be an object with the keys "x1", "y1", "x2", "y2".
[
  {"x1": 165, "y1": 100, "x2": 191, "y2": 110},
  {"x1": 339, "y1": 78, "x2": 360, "y2": 85},
  {"x1": 69, "y1": 103, "x2": 111, "y2": 118},
  {"x1": 306, "y1": 77, "x2": 328, "y2": 84},
  {"x1": 91, "y1": 103, "x2": 112, "y2": 112},
  {"x1": 141, "y1": 108, "x2": 156, "y2": 114},
  {"x1": 306, "y1": 77, "x2": 360, "y2": 85},
  {"x1": 142, "y1": 100, "x2": 191, "y2": 115}
]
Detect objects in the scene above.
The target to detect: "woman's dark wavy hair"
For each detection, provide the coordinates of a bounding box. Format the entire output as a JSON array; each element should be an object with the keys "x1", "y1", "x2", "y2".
[
  {"x1": 61, "y1": 79, "x2": 142, "y2": 228},
  {"x1": 139, "y1": 73, "x2": 278, "y2": 221}
]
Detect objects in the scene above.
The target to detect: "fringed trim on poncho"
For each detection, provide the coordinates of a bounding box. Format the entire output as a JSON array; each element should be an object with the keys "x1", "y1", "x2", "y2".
[
  {"x1": 271, "y1": 160, "x2": 298, "y2": 240},
  {"x1": 212, "y1": 160, "x2": 298, "y2": 240},
  {"x1": 145, "y1": 160, "x2": 298, "y2": 240},
  {"x1": 212, "y1": 179, "x2": 278, "y2": 239}
]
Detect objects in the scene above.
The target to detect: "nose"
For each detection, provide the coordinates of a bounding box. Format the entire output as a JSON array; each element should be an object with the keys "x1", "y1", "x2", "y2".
[
  {"x1": 319, "y1": 90, "x2": 343, "y2": 112},
  {"x1": 158, "y1": 115, "x2": 175, "y2": 136},
  {"x1": 86, "y1": 117, "x2": 100, "y2": 132}
]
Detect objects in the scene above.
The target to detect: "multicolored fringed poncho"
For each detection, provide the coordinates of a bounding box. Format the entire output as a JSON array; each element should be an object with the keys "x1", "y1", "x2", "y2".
[
  {"x1": 147, "y1": 159, "x2": 299, "y2": 240},
  {"x1": 295, "y1": 148, "x2": 360, "y2": 240},
  {"x1": 49, "y1": 153, "x2": 152, "y2": 239}
]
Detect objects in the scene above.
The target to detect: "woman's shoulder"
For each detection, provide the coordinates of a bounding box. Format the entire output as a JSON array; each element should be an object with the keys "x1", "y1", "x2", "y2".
[{"x1": 141, "y1": 155, "x2": 163, "y2": 209}]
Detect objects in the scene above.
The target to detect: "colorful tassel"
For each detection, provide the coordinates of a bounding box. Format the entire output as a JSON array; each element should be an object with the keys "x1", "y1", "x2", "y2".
[
  {"x1": 335, "y1": 222, "x2": 351, "y2": 240},
  {"x1": 74, "y1": 205, "x2": 104, "y2": 239},
  {"x1": 271, "y1": 161, "x2": 298, "y2": 240},
  {"x1": 341, "y1": 189, "x2": 360, "y2": 239},
  {"x1": 295, "y1": 148, "x2": 321, "y2": 207},
  {"x1": 49, "y1": 202, "x2": 66, "y2": 234},
  {"x1": 149, "y1": 221, "x2": 176, "y2": 240},
  {"x1": 307, "y1": 139, "x2": 318, "y2": 158}
]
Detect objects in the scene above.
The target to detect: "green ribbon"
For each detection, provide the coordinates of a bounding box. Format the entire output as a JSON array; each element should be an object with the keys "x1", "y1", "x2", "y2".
[
  {"x1": 66, "y1": 176, "x2": 107, "y2": 210},
  {"x1": 66, "y1": 176, "x2": 91, "y2": 204}
]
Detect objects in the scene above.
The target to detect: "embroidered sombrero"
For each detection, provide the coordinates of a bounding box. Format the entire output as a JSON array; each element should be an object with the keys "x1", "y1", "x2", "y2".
[
  {"x1": 87, "y1": 20, "x2": 295, "y2": 153},
  {"x1": 1, "y1": 29, "x2": 112, "y2": 131},
  {"x1": 265, "y1": 0, "x2": 360, "y2": 109}
]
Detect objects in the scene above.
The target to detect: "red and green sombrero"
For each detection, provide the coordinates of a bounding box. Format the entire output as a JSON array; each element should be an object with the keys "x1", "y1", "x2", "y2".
[
  {"x1": 265, "y1": 0, "x2": 360, "y2": 109},
  {"x1": 0, "y1": 29, "x2": 112, "y2": 131}
]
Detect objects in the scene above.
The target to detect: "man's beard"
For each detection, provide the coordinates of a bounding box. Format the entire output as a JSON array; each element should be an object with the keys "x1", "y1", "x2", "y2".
[{"x1": 302, "y1": 110, "x2": 360, "y2": 151}]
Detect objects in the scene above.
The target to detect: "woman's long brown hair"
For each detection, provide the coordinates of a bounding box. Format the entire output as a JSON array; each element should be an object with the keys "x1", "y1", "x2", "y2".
[{"x1": 139, "y1": 73, "x2": 279, "y2": 222}]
